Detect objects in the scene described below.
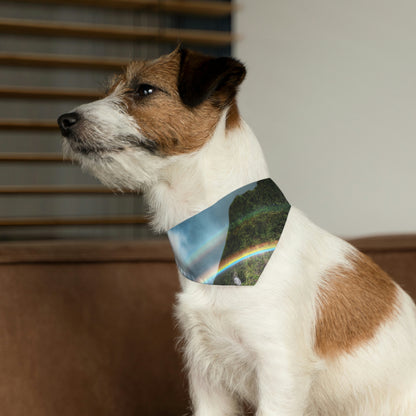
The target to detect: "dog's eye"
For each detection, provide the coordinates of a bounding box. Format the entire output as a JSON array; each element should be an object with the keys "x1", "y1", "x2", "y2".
[{"x1": 134, "y1": 84, "x2": 156, "y2": 98}]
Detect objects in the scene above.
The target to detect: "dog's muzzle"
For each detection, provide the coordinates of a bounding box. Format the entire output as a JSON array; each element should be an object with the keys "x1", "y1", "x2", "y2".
[{"x1": 57, "y1": 112, "x2": 80, "y2": 137}]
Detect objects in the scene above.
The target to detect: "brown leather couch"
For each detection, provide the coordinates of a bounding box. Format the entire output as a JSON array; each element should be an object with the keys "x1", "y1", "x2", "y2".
[{"x1": 0, "y1": 236, "x2": 415, "y2": 416}]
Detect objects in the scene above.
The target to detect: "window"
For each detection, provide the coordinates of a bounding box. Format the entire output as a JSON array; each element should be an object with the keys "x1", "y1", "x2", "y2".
[{"x1": 0, "y1": 0, "x2": 233, "y2": 240}]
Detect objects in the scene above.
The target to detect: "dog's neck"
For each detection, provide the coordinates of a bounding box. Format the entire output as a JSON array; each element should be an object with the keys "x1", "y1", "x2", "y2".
[{"x1": 145, "y1": 112, "x2": 270, "y2": 233}]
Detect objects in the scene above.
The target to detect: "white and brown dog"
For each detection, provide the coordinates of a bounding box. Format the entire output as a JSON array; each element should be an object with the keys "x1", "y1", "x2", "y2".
[{"x1": 58, "y1": 48, "x2": 416, "y2": 415}]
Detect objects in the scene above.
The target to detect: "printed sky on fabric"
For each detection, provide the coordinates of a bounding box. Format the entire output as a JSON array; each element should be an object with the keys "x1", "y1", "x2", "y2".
[{"x1": 168, "y1": 179, "x2": 290, "y2": 286}]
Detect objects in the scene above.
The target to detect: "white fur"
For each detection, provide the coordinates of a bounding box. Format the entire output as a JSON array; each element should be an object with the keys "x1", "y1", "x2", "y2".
[{"x1": 64, "y1": 96, "x2": 416, "y2": 415}]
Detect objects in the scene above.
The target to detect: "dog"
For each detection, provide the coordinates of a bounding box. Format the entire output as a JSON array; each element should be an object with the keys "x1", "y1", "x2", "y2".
[{"x1": 58, "y1": 47, "x2": 416, "y2": 415}]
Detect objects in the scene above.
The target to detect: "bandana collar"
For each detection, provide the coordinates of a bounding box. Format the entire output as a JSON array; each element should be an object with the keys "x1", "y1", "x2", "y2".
[{"x1": 167, "y1": 178, "x2": 290, "y2": 286}]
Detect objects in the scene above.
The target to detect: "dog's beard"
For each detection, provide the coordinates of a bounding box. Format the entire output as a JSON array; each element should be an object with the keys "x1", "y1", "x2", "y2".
[{"x1": 63, "y1": 137, "x2": 167, "y2": 192}]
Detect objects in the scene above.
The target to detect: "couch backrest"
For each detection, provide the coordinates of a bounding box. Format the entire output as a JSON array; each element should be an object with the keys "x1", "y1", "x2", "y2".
[{"x1": 0, "y1": 240, "x2": 187, "y2": 416}]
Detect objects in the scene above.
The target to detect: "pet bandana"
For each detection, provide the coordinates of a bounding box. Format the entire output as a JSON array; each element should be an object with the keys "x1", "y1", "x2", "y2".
[{"x1": 167, "y1": 179, "x2": 291, "y2": 286}]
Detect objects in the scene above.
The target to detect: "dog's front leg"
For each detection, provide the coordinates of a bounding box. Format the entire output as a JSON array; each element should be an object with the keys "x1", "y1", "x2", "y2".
[
  {"x1": 254, "y1": 347, "x2": 312, "y2": 416},
  {"x1": 189, "y1": 368, "x2": 241, "y2": 416}
]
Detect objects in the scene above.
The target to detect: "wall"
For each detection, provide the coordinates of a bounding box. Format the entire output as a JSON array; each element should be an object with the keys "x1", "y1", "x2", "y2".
[{"x1": 234, "y1": 0, "x2": 416, "y2": 238}]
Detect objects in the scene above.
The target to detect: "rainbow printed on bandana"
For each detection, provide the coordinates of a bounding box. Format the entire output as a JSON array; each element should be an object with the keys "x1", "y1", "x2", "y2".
[
  {"x1": 198, "y1": 241, "x2": 278, "y2": 284},
  {"x1": 168, "y1": 178, "x2": 290, "y2": 286}
]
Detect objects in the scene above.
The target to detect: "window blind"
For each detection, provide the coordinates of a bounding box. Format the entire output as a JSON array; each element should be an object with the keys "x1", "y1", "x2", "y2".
[{"x1": 0, "y1": 0, "x2": 234, "y2": 240}]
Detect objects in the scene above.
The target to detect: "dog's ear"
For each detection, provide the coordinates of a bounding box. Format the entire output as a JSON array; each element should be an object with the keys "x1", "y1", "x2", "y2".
[{"x1": 178, "y1": 48, "x2": 246, "y2": 108}]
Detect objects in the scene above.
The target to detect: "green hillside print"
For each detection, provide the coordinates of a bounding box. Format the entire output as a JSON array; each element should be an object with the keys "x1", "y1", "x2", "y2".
[{"x1": 213, "y1": 179, "x2": 290, "y2": 286}]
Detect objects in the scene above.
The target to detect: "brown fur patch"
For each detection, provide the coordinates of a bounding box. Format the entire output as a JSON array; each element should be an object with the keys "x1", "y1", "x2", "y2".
[
  {"x1": 108, "y1": 50, "x2": 224, "y2": 156},
  {"x1": 226, "y1": 99, "x2": 241, "y2": 130},
  {"x1": 315, "y1": 251, "x2": 398, "y2": 358}
]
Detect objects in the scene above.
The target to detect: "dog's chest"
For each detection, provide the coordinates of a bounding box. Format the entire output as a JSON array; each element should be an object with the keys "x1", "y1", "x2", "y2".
[{"x1": 176, "y1": 289, "x2": 257, "y2": 392}]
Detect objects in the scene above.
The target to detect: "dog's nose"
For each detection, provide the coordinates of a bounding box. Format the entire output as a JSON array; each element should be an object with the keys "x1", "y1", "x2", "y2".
[{"x1": 57, "y1": 112, "x2": 80, "y2": 136}]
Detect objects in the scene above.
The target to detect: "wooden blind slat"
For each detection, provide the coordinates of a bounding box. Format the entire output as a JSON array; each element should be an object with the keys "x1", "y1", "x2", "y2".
[
  {"x1": 0, "y1": 215, "x2": 148, "y2": 226},
  {"x1": 0, "y1": 120, "x2": 58, "y2": 130},
  {"x1": 0, "y1": 52, "x2": 129, "y2": 70},
  {"x1": 0, "y1": 186, "x2": 135, "y2": 195},
  {"x1": 9, "y1": 0, "x2": 234, "y2": 17},
  {"x1": 0, "y1": 153, "x2": 64, "y2": 162},
  {"x1": 0, "y1": 87, "x2": 101, "y2": 100},
  {"x1": 0, "y1": 18, "x2": 234, "y2": 46},
  {"x1": 155, "y1": 0, "x2": 234, "y2": 16}
]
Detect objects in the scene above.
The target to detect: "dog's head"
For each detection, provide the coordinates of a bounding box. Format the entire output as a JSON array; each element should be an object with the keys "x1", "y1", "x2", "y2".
[{"x1": 58, "y1": 47, "x2": 246, "y2": 191}]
